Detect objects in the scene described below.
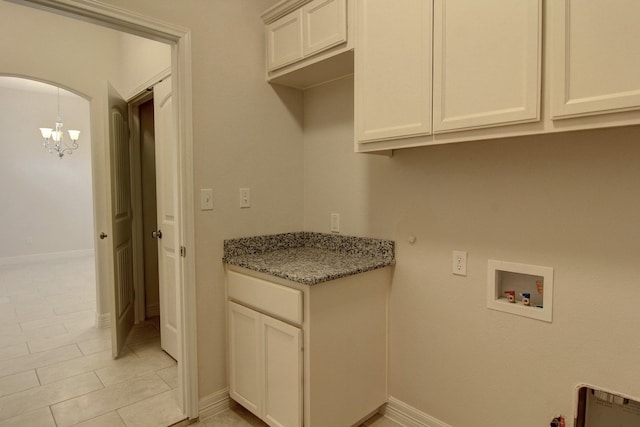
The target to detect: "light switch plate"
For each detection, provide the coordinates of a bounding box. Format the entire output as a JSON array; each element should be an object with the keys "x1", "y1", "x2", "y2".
[
  {"x1": 330, "y1": 213, "x2": 340, "y2": 233},
  {"x1": 240, "y1": 188, "x2": 251, "y2": 208},
  {"x1": 200, "y1": 188, "x2": 213, "y2": 211}
]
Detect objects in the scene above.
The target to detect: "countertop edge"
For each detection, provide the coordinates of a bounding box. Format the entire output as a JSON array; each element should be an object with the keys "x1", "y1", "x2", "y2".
[{"x1": 223, "y1": 256, "x2": 395, "y2": 285}]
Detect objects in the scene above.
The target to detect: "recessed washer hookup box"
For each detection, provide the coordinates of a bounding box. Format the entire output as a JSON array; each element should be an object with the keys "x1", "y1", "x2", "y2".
[{"x1": 576, "y1": 385, "x2": 640, "y2": 427}]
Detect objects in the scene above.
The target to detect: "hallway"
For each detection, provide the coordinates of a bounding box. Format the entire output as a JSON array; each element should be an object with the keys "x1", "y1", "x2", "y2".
[{"x1": 0, "y1": 255, "x2": 182, "y2": 426}]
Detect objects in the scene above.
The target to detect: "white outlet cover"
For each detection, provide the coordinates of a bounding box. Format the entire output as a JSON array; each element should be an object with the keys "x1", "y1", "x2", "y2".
[{"x1": 452, "y1": 250, "x2": 467, "y2": 276}]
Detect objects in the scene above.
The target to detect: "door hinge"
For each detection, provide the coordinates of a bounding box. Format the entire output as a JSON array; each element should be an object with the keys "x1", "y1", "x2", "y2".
[{"x1": 180, "y1": 246, "x2": 186, "y2": 257}]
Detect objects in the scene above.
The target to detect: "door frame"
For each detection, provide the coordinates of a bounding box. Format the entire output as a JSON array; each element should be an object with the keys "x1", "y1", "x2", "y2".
[
  {"x1": 16, "y1": 0, "x2": 198, "y2": 419},
  {"x1": 129, "y1": 88, "x2": 152, "y2": 325},
  {"x1": 128, "y1": 73, "x2": 169, "y2": 324}
]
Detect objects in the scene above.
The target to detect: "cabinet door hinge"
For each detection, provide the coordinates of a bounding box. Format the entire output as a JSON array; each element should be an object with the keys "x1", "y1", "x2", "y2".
[{"x1": 180, "y1": 246, "x2": 186, "y2": 257}]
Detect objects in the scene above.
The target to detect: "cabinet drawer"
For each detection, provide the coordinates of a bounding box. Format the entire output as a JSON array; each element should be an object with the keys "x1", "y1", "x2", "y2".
[{"x1": 228, "y1": 270, "x2": 303, "y2": 325}]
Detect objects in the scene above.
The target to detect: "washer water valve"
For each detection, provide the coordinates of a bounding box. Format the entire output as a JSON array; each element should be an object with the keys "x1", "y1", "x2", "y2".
[{"x1": 504, "y1": 290, "x2": 516, "y2": 303}]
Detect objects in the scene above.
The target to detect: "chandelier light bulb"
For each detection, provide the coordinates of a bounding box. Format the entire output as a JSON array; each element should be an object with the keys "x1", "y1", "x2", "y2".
[
  {"x1": 68, "y1": 130, "x2": 80, "y2": 141},
  {"x1": 40, "y1": 128, "x2": 53, "y2": 139}
]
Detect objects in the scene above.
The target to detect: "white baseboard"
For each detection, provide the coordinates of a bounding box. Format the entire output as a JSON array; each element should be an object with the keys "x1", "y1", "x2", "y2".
[
  {"x1": 146, "y1": 302, "x2": 160, "y2": 318},
  {"x1": 196, "y1": 393, "x2": 446, "y2": 426},
  {"x1": 0, "y1": 249, "x2": 95, "y2": 266},
  {"x1": 381, "y1": 397, "x2": 451, "y2": 427},
  {"x1": 96, "y1": 312, "x2": 111, "y2": 329},
  {"x1": 199, "y1": 388, "x2": 231, "y2": 420}
]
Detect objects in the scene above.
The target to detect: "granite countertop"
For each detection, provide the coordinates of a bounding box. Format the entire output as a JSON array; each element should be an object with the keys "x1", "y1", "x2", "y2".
[{"x1": 223, "y1": 232, "x2": 395, "y2": 285}]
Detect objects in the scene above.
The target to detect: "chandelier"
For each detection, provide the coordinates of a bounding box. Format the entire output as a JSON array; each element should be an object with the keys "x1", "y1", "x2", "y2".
[{"x1": 39, "y1": 87, "x2": 80, "y2": 158}]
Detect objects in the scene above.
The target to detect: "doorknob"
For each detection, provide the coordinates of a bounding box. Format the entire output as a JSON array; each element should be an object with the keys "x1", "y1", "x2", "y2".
[
  {"x1": 99, "y1": 232, "x2": 108, "y2": 240},
  {"x1": 151, "y1": 230, "x2": 163, "y2": 239}
]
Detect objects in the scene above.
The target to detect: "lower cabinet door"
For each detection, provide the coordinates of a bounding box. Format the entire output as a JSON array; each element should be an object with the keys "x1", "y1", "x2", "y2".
[
  {"x1": 228, "y1": 302, "x2": 262, "y2": 417},
  {"x1": 262, "y1": 315, "x2": 303, "y2": 427},
  {"x1": 229, "y1": 301, "x2": 303, "y2": 427}
]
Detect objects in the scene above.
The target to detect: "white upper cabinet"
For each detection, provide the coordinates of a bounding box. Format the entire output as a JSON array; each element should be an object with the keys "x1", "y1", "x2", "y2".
[
  {"x1": 302, "y1": 0, "x2": 347, "y2": 57},
  {"x1": 263, "y1": 0, "x2": 352, "y2": 89},
  {"x1": 433, "y1": 0, "x2": 541, "y2": 132},
  {"x1": 355, "y1": 0, "x2": 541, "y2": 147},
  {"x1": 355, "y1": 0, "x2": 433, "y2": 143},
  {"x1": 550, "y1": 0, "x2": 640, "y2": 119},
  {"x1": 266, "y1": 10, "x2": 303, "y2": 71}
]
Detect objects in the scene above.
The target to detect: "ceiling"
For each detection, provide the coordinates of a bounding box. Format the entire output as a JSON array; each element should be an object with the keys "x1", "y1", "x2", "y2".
[{"x1": 0, "y1": 76, "x2": 77, "y2": 97}]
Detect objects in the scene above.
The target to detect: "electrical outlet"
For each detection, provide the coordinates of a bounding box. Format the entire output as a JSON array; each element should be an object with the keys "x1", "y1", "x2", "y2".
[
  {"x1": 330, "y1": 213, "x2": 340, "y2": 233},
  {"x1": 452, "y1": 250, "x2": 467, "y2": 276},
  {"x1": 239, "y1": 188, "x2": 250, "y2": 208}
]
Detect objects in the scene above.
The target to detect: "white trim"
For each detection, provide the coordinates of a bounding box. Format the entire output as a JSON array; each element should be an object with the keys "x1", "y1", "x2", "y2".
[
  {"x1": 128, "y1": 92, "x2": 148, "y2": 325},
  {"x1": 174, "y1": 29, "x2": 200, "y2": 419},
  {"x1": 95, "y1": 312, "x2": 111, "y2": 329},
  {"x1": 0, "y1": 249, "x2": 95, "y2": 266},
  {"x1": 261, "y1": 0, "x2": 312, "y2": 24},
  {"x1": 199, "y1": 389, "x2": 232, "y2": 420},
  {"x1": 17, "y1": 0, "x2": 199, "y2": 420},
  {"x1": 126, "y1": 66, "x2": 171, "y2": 100},
  {"x1": 381, "y1": 397, "x2": 452, "y2": 427}
]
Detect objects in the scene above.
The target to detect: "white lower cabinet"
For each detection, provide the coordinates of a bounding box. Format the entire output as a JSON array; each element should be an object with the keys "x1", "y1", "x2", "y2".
[
  {"x1": 226, "y1": 266, "x2": 391, "y2": 427},
  {"x1": 228, "y1": 301, "x2": 303, "y2": 427}
]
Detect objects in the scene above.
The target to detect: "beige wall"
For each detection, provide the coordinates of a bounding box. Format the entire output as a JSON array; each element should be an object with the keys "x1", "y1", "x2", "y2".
[
  {"x1": 9, "y1": 3, "x2": 633, "y2": 425},
  {"x1": 1, "y1": 1, "x2": 303, "y2": 401},
  {"x1": 88, "y1": 0, "x2": 305, "y2": 398},
  {"x1": 0, "y1": 0, "x2": 170, "y2": 320},
  {"x1": 118, "y1": 34, "x2": 171, "y2": 99},
  {"x1": 303, "y1": 76, "x2": 640, "y2": 426},
  {"x1": 0, "y1": 84, "x2": 93, "y2": 259},
  {"x1": 0, "y1": 1, "x2": 123, "y2": 316}
]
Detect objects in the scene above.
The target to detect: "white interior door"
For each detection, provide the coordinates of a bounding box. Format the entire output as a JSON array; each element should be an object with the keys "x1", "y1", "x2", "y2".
[
  {"x1": 153, "y1": 77, "x2": 180, "y2": 361},
  {"x1": 107, "y1": 82, "x2": 135, "y2": 358}
]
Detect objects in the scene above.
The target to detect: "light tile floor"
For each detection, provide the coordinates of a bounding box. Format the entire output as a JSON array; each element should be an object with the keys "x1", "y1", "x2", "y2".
[
  {"x1": 196, "y1": 403, "x2": 403, "y2": 427},
  {"x1": 0, "y1": 255, "x2": 183, "y2": 427}
]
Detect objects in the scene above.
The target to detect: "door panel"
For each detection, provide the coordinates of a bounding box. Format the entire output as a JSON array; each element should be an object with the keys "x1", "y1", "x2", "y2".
[
  {"x1": 302, "y1": 0, "x2": 347, "y2": 57},
  {"x1": 263, "y1": 315, "x2": 302, "y2": 427},
  {"x1": 107, "y1": 82, "x2": 134, "y2": 358},
  {"x1": 355, "y1": 0, "x2": 433, "y2": 143},
  {"x1": 551, "y1": 0, "x2": 640, "y2": 118},
  {"x1": 154, "y1": 77, "x2": 179, "y2": 360},
  {"x1": 228, "y1": 302, "x2": 263, "y2": 417},
  {"x1": 433, "y1": 0, "x2": 541, "y2": 132},
  {"x1": 267, "y1": 10, "x2": 303, "y2": 71}
]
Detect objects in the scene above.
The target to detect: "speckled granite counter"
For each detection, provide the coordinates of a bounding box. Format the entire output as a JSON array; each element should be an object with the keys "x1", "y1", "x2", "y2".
[{"x1": 223, "y1": 232, "x2": 394, "y2": 285}]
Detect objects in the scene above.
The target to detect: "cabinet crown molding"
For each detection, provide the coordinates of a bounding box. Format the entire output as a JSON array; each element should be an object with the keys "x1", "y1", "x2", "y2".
[{"x1": 261, "y1": 0, "x2": 313, "y2": 24}]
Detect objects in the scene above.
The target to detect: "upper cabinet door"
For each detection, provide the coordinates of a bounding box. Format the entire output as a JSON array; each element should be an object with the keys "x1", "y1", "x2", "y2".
[
  {"x1": 433, "y1": 0, "x2": 541, "y2": 133},
  {"x1": 355, "y1": 0, "x2": 433, "y2": 143},
  {"x1": 267, "y1": 9, "x2": 303, "y2": 71},
  {"x1": 551, "y1": 0, "x2": 640, "y2": 119},
  {"x1": 302, "y1": 0, "x2": 347, "y2": 57}
]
